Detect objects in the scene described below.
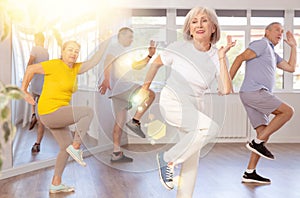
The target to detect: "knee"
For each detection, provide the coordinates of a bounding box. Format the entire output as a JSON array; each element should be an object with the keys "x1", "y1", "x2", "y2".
[
  {"x1": 285, "y1": 105, "x2": 294, "y2": 120},
  {"x1": 149, "y1": 89, "x2": 156, "y2": 100}
]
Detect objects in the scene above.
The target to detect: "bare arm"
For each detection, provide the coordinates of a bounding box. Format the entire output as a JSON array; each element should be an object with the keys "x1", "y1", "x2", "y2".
[
  {"x1": 27, "y1": 55, "x2": 35, "y2": 66},
  {"x1": 79, "y1": 40, "x2": 110, "y2": 74},
  {"x1": 230, "y1": 48, "x2": 257, "y2": 80},
  {"x1": 98, "y1": 54, "x2": 114, "y2": 95},
  {"x1": 132, "y1": 40, "x2": 156, "y2": 70},
  {"x1": 217, "y1": 36, "x2": 236, "y2": 95},
  {"x1": 21, "y1": 63, "x2": 44, "y2": 105},
  {"x1": 142, "y1": 55, "x2": 164, "y2": 90},
  {"x1": 277, "y1": 31, "x2": 297, "y2": 72}
]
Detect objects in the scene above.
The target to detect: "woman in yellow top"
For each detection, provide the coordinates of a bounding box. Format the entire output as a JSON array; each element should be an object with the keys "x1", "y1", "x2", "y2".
[{"x1": 21, "y1": 40, "x2": 107, "y2": 193}]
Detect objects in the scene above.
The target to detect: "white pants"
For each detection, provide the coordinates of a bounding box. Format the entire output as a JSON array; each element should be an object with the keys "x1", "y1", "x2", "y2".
[{"x1": 159, "y1": 87, "x2": 219, "y2": 198}]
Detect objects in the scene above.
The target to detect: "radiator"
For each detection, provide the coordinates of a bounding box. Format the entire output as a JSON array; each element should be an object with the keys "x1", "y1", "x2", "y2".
[{"x1": 212, "y1": 94, "x2": 248, "y2": 138}]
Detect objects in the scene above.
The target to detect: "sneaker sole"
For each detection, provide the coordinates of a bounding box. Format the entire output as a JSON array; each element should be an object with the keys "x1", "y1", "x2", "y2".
[
  {"x1": 110, "y1": 157, "x2": 133, "y2": 163},
  {"x1": 49, "y1": 188, "x2": 75, "y2": 194},
  {"x1": 66, "y1": 148, "x2": 87, "y2": 167},
  {"x1": 246, "y1": 143, "x2": 275, "y2": 160},
  {"x1": 242, "y1": 177, "x2": 271, "y2": 184},
  {"x1": 156, "y1": 154, "x2": 174, "y2": 190}
]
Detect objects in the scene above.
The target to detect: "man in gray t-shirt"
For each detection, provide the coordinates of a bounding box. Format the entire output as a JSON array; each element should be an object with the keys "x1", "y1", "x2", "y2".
[
  {"x1": 230, "y1": 22, "x2": 297, "y2": 184},
  {"x1": 27, "y1": 32, "x2": 49, "y2": 153}
]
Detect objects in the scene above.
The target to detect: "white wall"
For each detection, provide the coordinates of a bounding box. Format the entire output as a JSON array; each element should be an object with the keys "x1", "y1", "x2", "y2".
[
  {"x1": 0, "y1": 34, "x2": 13, "y2": 170},
  {"x1": 111, "y1": 0, "x2": 300, "y2": 9}
]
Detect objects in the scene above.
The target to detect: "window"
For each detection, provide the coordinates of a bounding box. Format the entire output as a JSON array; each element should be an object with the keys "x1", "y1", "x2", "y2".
[
  {"x1": 293, "y1": 29, "x2": 300, "y2": 89},
  {"x1": 131, "y1": 9, "x2": 168, "y2": 91},
  {"x1": 216, "y1": 30, "x2": 245, "y2": 92},
  {"x1": 216, "y1": 10, "x2": 247, "y2": 26},
  {"x1": 293, "y1": 11, "x2": 300, "y2": 89},
  {"x1": 251, "y1": 10, "x2": 284, "y2": 25}
]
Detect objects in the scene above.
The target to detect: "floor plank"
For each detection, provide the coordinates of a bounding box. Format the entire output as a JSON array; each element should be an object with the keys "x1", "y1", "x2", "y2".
[{"x1": 1, "y1": 143, "x2": 300, "y2": 198}]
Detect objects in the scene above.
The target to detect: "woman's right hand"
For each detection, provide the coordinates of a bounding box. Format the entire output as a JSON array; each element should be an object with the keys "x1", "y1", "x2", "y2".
[{"x1": 23, "y1": 92, "x2": 35, "y2": 105}]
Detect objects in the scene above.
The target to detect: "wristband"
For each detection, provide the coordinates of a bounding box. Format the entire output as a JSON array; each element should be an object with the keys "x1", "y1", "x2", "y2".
[{"x1": 147, "y1": 55, "x2": 152, "y2": 59}]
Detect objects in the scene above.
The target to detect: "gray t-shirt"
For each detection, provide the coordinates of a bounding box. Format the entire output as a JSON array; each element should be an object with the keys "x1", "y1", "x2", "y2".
[
  {"x1": 240, "y1": 37, "x2": 283, "y2": 92},
  {"x1": 29, "y1": 46, "x2": 49, "y2": 95}
]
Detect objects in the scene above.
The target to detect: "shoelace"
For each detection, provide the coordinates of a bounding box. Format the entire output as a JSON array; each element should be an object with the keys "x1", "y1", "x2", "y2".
[
  {"x1": 78, "y1": 150, "x2": 84, "y2": 160},
  {"x1": 165, "y1": 165, "x2": 174, "y2": 181}
]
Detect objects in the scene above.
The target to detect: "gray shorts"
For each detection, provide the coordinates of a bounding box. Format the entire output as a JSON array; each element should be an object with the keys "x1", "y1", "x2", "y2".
[
  {"x1": 110, "y1": 85, "x2": 141, "y2": 114},
  {"x1": 239, "y1": 89, "x2": 282, "y2": 129}
]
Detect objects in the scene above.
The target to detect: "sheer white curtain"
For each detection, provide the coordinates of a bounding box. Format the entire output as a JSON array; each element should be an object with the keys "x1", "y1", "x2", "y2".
[
  {"x1": 11, "y1": 26, "x2": 60, "y2": 127},
  {"x1": 12, "y1": 29, "x2": 32, "y2": 127}
]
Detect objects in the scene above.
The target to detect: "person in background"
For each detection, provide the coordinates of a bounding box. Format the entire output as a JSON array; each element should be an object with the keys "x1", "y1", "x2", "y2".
[
  {"x1": 22, "y1": 40, "x2": 108, "y2": 193},
  {"x1": 230, "y1": 22, "x2": 297, "y2": 184},
  {"x1": 27, "y1": 32, "x2": 49, "y2": 153},
  {"x1": 139, "y1": 7, "x2": 235, "y2": 197},
  {"x1": 98, "y1": 27, "x2": 156, "y2": 163}
]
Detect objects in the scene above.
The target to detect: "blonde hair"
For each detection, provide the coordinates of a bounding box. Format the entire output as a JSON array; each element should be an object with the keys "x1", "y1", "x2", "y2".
[
  {"x1": 182, "y1": 7, "x2": 220, "y2": 44},
  {"x1": 62, "y1": 40, "x2": 81, "y2": 51},
  {"x1": 61, "y1": 41, "x2": 81, "y2": 59},
  {"x1": 34, "y1": 32, "x2": 45, "y2": 43}
]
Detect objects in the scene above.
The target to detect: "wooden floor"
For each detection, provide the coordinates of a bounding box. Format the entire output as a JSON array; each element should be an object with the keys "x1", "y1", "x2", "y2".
[{"x1": 1, "y1": 143, "x2": 300, "y2": 198}]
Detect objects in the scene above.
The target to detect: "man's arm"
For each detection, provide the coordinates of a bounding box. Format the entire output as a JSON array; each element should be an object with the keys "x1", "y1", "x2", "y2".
[
  {"x1": 27, "y1": 55, "x2": 35, "y2": 66},
  {"x1": 79, "y1": 40, "x2": 110, "y2": 74},
  {"x1": 98, "y1": 54, "x2": 114, "y2": 95},
  {"x1": 132, "y1": 40, "x2": 156, "y2": 70},
  {"x1": 21, "y1": 63, "x2": 44, "y2": 105},
  {"x1": 277, "y1": 31, "x2": 297, "y2": 72},
  {"x1": 230, "y1": 48, "x2": 256, "y2": 80}
]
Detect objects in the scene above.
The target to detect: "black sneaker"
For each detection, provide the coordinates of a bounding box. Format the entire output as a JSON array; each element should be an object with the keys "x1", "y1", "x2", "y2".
[
  {"x1": 125, "y1": 120, "x2": 146, "y2": 138},
  {"x1": 111, "y1": 152, "x2": 133, "y2": 163},
  {"x1": 31, "y1": 143, "x2": 40, "y2": 153},
  {"x1": 242, "y1": 170, "x2": 271, "y2": 184},
  {"x1": 157, "y1": 152, "x2": 174, "y2": 190},
  {"x1": 246, "y1": 140, "x2": 275, "y2": 160}
]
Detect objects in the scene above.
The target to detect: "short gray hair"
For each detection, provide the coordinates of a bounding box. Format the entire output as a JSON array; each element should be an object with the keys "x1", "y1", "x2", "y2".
[
  {"x1": 265, "y1": 22, "x2": 282, "y2": 31},
  {"x1": 182, "y1": 7, "x2": 220, "y2": 44}
]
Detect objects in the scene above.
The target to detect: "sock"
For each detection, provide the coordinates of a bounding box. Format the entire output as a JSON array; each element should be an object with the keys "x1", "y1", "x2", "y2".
[
  {"x1": 245, "y1": 169, "x2": 255, "y2": 174},
  {"x1": 132, "y1": 118, "x2": 140, "y2": 124},
  {"x1": 254, "y1": 138, "x2": 264, "y2": 144},
  {"x1": 113, "y1": 151, "x2": 122, "y2": 156}
]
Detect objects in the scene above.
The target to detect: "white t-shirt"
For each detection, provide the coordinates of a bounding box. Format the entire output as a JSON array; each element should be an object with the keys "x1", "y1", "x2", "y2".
[
  {"x1": 160, "y1": 41, "x2": 220, "y2": 98},
  {"x1": 107, "y1": 42, "x2": 139, "y2": 97}
]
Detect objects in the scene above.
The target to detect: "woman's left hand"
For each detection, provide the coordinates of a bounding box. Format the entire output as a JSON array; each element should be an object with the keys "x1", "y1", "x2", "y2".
[
  {"x1": 218, "y1": 35, "x2": 236, "y2": 58},
  {"x1": 23, "y1": 92, "x2": 36, "y2": 105}
]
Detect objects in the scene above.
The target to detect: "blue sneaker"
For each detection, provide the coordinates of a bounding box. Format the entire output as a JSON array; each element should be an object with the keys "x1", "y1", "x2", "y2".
[
  {"x1": 66, "y1": 145, "x2": 86, "y2": 167},
  {"x1": 157, "y1": 152, "x2": 174, "y2": 190},
  {"x1": 49, "y1": 184, "x2": 75, "y2": 194}
]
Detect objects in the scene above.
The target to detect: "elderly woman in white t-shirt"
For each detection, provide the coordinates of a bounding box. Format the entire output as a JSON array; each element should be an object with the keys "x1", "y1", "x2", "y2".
[{"x1": 140, "y1": 6, "x2": 236, "y2": 197}]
